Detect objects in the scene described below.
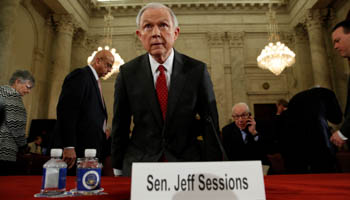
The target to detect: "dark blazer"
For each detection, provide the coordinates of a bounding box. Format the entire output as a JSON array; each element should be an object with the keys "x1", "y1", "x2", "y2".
[
  {"x1": 53, "y1": 66, "x2": 108, "y2": 160},
  {"x1": 222, "y1": 122, "x2": 268, "y2": 165},
  {"x1": 340, "y1": 78, "x2": 350, "y2": 139},
  {"x1": 111, "y1": 50, "x2": 222, "y2": 176},
  {"x1": 282, "y1": 87, "x2": 342, "y2": 173}
]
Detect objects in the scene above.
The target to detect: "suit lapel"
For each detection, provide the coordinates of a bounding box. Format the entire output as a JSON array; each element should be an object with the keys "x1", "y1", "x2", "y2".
[
  {"x1": 167, "y1": 50, "x2": 187, "y2": 122},
  {"x1": 137, "y1": 55, "x2": 163, "y2": 128},
  {"x1": 233, "y1": 124, "x2": 245, "y2": 145},
  {"x1": 86, "y1": 66, "x2": 107, "y2": 116}
]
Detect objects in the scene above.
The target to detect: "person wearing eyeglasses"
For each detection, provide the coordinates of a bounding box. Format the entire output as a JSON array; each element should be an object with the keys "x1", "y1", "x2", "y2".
[
  {"x1": 0, "y1": 70, "x2": 35, "y2": 175},
  {"x1": 222, "y1": 103, "x2": 269, "y2": 166},
  {"x1": 52, "y1": 50, "x2": 113, "y2": 172}
]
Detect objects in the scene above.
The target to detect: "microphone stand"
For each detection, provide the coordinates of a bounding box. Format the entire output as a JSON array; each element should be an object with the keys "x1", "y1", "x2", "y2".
[{"x1": 206, "y1": 115, "x2": 229, "y2": 161}]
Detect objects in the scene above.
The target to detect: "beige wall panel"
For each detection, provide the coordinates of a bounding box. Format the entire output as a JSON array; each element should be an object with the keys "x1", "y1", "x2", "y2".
[
  {"x1": 244, "y1": 34, "x2": 268, "y2": 65},
  {"x1": 246, "y1": 74, "x2": 288, "y2": 94},
  {"x1": 9, "y1": 6, "x2": 34, "y2": 77},
  {"x1": 175, "y1": 34, "x2": 210, "y2": 64},
  {"x1": 10, "y1": 5, "x2": 36, "y2": 136}
]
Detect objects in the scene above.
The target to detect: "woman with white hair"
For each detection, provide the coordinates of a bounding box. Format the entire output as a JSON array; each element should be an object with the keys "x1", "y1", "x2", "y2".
[{"x1": 0, "y1": 70, "x2": 35, "y2": 175}]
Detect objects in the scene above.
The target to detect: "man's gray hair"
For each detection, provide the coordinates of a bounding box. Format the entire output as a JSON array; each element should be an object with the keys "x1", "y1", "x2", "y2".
[
  {"x1": 9, "y1": 70, "x2": 35, "y2": 86},
  {"x1": 232, "y1": 102, "x2": 250, "y2": 114},
  {"x1": 136, "y1": 3, "x2": 179, "y2": 28}
]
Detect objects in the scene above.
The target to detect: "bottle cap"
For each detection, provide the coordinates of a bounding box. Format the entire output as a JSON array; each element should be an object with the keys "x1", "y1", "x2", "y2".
[
  {"x1": 50, "y1": 149, "x2": 63, "y2": 157},
  {"x1": 85, "y1": 149, "x2": 96, "y2": 157}
]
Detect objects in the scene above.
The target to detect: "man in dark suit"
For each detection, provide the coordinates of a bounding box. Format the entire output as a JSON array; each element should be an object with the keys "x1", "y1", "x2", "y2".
[
  {"x1": 222, "y1": 103, "x2": 269, "y2": 165},
  {"x1": 111, "y1": 3, "x2": 221, "y2": 176},
  {"x1": 331, "y1": 20, "x2": 350, "y2": 147},
  {"x1": 282, "y1": 87, "x2": 342, "y2": 173},
  {"x1": 53, "y1": 50, "x2": 113, "y2": 168}
]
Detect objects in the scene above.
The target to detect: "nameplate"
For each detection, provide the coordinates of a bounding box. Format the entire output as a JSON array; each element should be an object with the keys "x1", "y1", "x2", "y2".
[{"x1": 131, "y1": 161, "x2": 266, "y2": 200}]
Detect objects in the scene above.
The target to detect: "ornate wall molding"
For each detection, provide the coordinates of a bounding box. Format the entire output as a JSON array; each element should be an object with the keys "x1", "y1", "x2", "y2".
[
  {"x1": 85, "y1": 34, "x2": 100, "y2": 51},
  {"x1": 53, "y1": 14, "x2": 75, "y2": 35},
  {"x1": 294, "y1": 24, "x2": 309, "y2": 42},
  {"x1": 227, "y1": 32, "x2": 244, "y2": 48},
  {"x1": 88, "y1": 0, "x2": 289, "y2": 16},
  {"x1": 279, "y1": 31, "x2": 294, "y2": 45},
  {"x1": 73, "y1": 29, "x2": 88, "y2": 48},
  {"x1": 207, "y1": 32, "x2": 225, "y2": 47},
  {"x1": 305, "y1": 8, "x2": 330, "y2": 31}
]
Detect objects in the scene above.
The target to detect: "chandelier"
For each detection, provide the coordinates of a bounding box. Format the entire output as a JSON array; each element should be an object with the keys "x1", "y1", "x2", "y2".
[
  {"x1": 87, "y1": 7, "x2": 124, "y2": 80},
  {"x1": 257, "y1": 6, "x2": 295, "y2": 76}
]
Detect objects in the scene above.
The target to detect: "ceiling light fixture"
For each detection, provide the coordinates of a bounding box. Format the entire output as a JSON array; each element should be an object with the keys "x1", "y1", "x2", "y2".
[{"x1": 257, "y1": 5, "x2": 295, "y2": 76}]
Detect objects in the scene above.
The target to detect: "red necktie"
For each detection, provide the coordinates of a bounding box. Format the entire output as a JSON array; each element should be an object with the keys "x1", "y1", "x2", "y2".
[{"x1": 156, "y1": 65, "x2": 168, "y2": 120}]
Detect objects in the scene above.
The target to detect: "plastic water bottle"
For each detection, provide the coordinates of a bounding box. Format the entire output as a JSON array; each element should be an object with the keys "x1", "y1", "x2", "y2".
[
  {"x1": 76, "y1": 149, "x2": 102, "y2": 192},
  {"x1": 40, "y1": 148, "x2": 67, "y2": 195}
]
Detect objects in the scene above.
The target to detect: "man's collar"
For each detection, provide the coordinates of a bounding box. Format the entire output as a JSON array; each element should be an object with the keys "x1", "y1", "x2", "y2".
[
  {"x1": 88, "y1": 64, "x2": 99, "y2": 80},
  {"x1": 149, "y1": 48, "x2": 174, "y2": 74}
]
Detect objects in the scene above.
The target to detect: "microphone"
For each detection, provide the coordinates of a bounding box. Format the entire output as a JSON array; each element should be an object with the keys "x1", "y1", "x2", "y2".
[{"x1": 205, "y1": 115, "x2": 229, "y2": 161}]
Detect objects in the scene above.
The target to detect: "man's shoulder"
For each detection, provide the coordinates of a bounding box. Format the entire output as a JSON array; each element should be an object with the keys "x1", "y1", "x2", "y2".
[
  {"x1": 65, "y1": 66, "x2": 90, "y2": 80},
  {"x1": 222, "y1": 122, "x2": 236, "y2": 132},
  {"x1": 120, "y1": 54, "x2": 147, "y2": 71},
  {"x1": 175, "y1": 51, "x2": 206, "y2": 67}
]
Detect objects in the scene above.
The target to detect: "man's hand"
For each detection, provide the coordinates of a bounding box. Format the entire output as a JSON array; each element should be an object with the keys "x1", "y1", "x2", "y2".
[
  {"x1": 247, "y1": 116, "x2": 258, "y2": 136},
  {"x1": 63, "y1": 148, "x2": 76, "y2": 169},
  {"x1": 330, "y1": 131, "x2": 346, "y2": 148}
]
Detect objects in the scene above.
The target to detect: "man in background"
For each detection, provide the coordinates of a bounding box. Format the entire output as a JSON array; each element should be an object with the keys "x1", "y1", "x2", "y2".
[
  {"x1": 28, "y1": 136, "x2": 42, "y2": 154},
  {"x1": 331, "y1": 20, "x2": 350, "y2": 148},
  {"x1": 271, "y1": 98, "x2": 288, "y2": 154},
  {"x1": 222, "y1": 103, "x2": 269, "y2": 165},
  {"x1": 53, "y1": 50, "x2": 113, "y2": 169},
  {"x1": 276, "y1": 99, "x2": 288, "y2": 116},
  {"x1": 282, "y1": 87, "x2": 342, "y2": 173},
  {"x1": 111, "y1": 3, "x2": 222, "y2": 176}
]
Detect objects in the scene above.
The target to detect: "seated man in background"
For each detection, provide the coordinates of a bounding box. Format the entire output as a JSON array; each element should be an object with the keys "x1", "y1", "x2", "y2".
[
  {"x1": 28, "y1": 136, "x2": 42, "y2": 154},
  {"x1": 222, "y1": 103, "x2": 269, "y2": 166}
]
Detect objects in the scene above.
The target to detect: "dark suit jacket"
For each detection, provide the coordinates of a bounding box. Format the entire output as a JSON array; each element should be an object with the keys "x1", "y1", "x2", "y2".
[
  {"x1": 53, "y1": 66, "x2": 108, "y2": 160},
  {"x1": 340, "y1": 78, "x2": 350, "y2": 139},
  {"x1": 282, "y1": 87, "x2": 342, "y2": 173},
  {"x1": 111, "y1": 50, "x2": 222, "y2": 176},
  {"x1": 222, "y1": 122, "x2": 269, "y2": 165}
]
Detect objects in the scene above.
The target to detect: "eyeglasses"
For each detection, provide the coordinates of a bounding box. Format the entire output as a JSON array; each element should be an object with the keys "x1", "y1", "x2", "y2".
[
  {"x1": 25, "y1": 84, "x2": 33, "y2": 89},
  {"x1": 232, "y1": 112, "x2": 250, "y2": 120},
  {"x1": 20, "y1": 81, "x2": 33, "y2": 89}
]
